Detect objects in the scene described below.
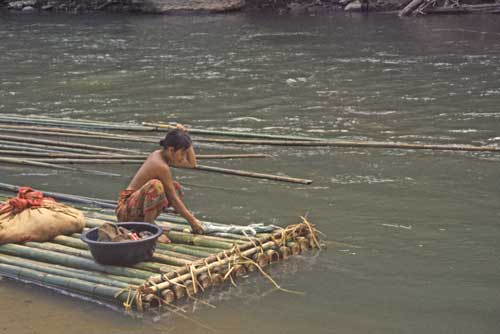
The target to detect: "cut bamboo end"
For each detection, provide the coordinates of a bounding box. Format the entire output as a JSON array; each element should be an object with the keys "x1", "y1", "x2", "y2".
[
  {"x1": 162, "y1": 289, "x2": 176, "y2": 304},
  {"x1": 279, "y1": 246, "x2": 291, "y2": 259},
  {"x1": 252, "y1": 252, "x2": 270, "y2": 268},
  {"x1": 306, "y1": 233, "x2": 320, "y2": 249},
  {"x1": 297, "y1": 237, "x2": 311, "y2": 252},
  {"x1": 210, "y1": 273, "x2": 224, "y2": 286},
  {"x1": 173, "y1": 285, "x2": 186, "y2": 299},
  {"x1": 266, "y1": 249, "x2": 280, "y2": 263},
  {"x1": 232, "y1": 264, "x2": 247, "y2": 278},
  {"x1": 287, "y1": 242, "x2": 301, "y2": 255},
  {"x1": 198, "y1": 273, "x2": 211, "y2": 288},
  {"x1": 184, "y1": 280, "x2": 196, "y2": 296}
]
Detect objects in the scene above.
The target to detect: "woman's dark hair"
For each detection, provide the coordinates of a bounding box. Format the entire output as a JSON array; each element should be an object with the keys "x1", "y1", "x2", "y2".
[{"x1": 159, "y1": 128, "x2": 192, "y2": 151}]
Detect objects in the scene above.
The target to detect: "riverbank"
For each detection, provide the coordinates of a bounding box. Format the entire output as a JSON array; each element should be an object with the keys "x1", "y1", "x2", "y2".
[{"x1": 1, "y1": 0, "x2": 499, "y2": 14}]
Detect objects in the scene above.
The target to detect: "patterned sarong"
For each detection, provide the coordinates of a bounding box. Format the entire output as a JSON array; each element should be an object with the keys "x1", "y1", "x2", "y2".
[{"x1": 115, "y1": 179, "x2": 168, "y2": 222}]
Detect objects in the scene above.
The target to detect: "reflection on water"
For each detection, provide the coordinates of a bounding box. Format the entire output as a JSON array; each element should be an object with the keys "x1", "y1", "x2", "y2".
[{"x1": 0, "y1": 12, "x2": 499, "y2": 334}]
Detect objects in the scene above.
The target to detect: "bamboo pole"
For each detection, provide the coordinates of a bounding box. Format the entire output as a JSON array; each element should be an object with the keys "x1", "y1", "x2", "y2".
[
  {"x1": 155, "y1": 243, "x2": 216, "y2": 258},
  {"x1": 0, "y1": 157, "x2": 120, "y2": 177},
  {"x1": 193, "y1": 164, "x2": 313, "y2": 185},
  {"x1": 83, "y1": 214, "x2": 247, "y2": 248},
  {"x1": 0, "y1": 254, "x2": 131, "y2": 288},
  {"x1": 0, "y1": 134, "x2": 141, "y2": 154},
  {"x1": 166, "y1": 231, "x2": 240, "y2": 249},
  {"x1": 0, "y1": 115, "x2": 324, "y2": 141},
  {"x1": 0, "y1": 115, "x2": 151, "y2": 131},
  {"x1": 0, "y1": 126, "x2": 157, "y2": 143},
  {"x1": 3, "y1": 115, "x2": 498, "y2": 152},
  {"x1": 158, "y1": 243, "x2": 224, "y2": 257},
  {"x1": 141, "y1": 122, "x2": 325, "y2": 141},
  {"x1": 0, "y1": 262, "x2": 125, "y2": 302},
  {"x1": 148, "y1": 224, "x2": 307, "y2": 286},
  {"x1": 0, "y1": 151, "x2": 271, "y2": 160},
  {"x1": 0, "y1": 125, "x2": 324, "y2": 148},
  {"x1": 0, "y1": 243, "x2": 155, "y2": 279},
  {"x1": 23, "y1": 241, "x2": 179, "y2": 273},
  {"x1": 193, "y1": 137, "x2": 500, "y2": 152},
  {"x1": 0, "y1": 144, "x2": 81, "y2": 154},
  {"x1": 54, "y1": 232, "x2": 200, "y2": 263},
  {"x1": 0, "y1": 140, "x2": 114, "y2": 155},
  {"x1": 146, "y1": 237, "x2": 285, "y2": 294},
  {"x1": 27, "y1": 158, "x2": 145, "y2": 164}
]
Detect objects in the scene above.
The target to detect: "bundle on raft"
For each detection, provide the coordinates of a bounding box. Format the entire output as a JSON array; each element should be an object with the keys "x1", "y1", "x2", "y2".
[{"x1": 0, "y1": 192, "x2": 321, "y2": 311}]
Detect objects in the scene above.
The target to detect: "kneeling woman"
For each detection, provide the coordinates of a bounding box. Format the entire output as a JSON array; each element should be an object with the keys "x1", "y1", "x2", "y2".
[{"x1": 115, "y1": 125, "x2": 204, "y2": 243}]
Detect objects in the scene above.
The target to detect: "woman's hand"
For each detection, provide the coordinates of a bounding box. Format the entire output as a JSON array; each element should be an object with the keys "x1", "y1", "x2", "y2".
[
  {"x1": 190, "y1": 218, "x2": 205, "y2": 234},
  {"x1": 175, "y1": 123, "x2": 188, "y2": 132}
]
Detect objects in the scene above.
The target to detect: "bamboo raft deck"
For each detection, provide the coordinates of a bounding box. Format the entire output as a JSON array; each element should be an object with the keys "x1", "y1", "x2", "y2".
[{"x1": 0, "y1": 193, "x2": 320, "y2": 311}]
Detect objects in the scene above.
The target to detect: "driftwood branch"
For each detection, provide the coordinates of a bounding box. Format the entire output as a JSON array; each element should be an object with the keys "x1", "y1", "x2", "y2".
[{"x1": 400, "y1": 0, "x2": 500, "y2": 16}]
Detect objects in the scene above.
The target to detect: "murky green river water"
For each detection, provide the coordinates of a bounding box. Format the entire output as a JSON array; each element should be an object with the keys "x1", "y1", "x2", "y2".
[{"x1": 0, "y1": 12, "x2": 499, "y2": 334}]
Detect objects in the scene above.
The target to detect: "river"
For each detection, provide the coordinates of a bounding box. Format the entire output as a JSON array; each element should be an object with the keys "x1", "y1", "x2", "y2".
[{"x1": 0, "y1": 12, "x2": 499, "y2": 334}]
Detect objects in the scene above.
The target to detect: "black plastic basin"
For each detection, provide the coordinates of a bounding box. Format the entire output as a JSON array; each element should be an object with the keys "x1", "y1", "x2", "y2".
[{"x1": 81, "y1": 222, "x2": 163, "y2": 265}]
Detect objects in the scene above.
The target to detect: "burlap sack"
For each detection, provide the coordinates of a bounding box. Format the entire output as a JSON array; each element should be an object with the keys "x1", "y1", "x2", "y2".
[{"x1": 0, "y1": 201, "x2": 85, "y2": 244}]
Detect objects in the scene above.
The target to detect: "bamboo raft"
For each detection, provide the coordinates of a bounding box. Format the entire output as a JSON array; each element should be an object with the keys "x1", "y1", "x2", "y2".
[{"x1": 0, "y1": 192, "x2": 320, "y2": 311}]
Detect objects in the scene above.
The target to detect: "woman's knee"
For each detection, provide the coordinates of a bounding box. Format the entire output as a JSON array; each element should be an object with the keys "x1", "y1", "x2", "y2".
[{"x1": 144, "y1": 179, "x2": 164, "y2": 194}]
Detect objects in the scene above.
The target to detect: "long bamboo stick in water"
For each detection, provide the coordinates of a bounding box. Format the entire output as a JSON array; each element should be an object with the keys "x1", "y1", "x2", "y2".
[
  {"x1": 0, "y1": 151, "x2": 271, "y2": 160},
  {"x1": 0, "y1": 115, "x2": 325, "y2": 141},
  {"x1": 0, "y1": 157, "x2": 120, "y2": 177},
  {"x1": 0, "y1": 140, "x2": 115, "y2": 155},
  {"x1": 193, "y1": 137, "x2": 500, "y2": 152},
  {"x1": 141, "y1": 122, "x2": 325, "y2": 141},
  {"x1": 0, "y1": 115, "x2": 151, "y2": 131},
  {"x1": 3, "y1": 115, "x2": 498, "y2": 152},
  {"x1": 193, "y1": 164, "x2": 313, "y2": 185},
  {"x1": 0, "y1": 126, "x2": 158, "y2": 143},
  {"x1": 0, "y1": 134, "x2": 141, "y2": 154}
]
